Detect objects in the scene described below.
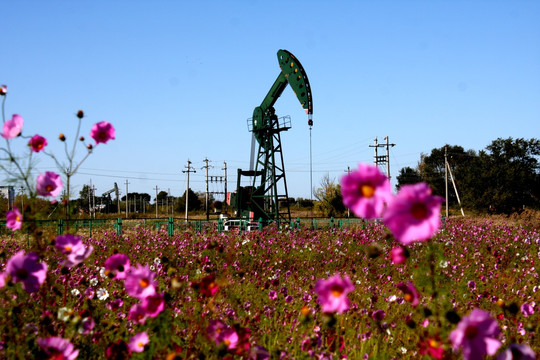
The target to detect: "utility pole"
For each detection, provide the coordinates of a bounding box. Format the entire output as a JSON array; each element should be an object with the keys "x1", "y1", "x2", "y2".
[
  {"x1": 202, "y1": 158, "x2": 213, "y2": 221},
  {"x1": 154, "y1": 185, "x2": 159, "y2": 218},
  {"x1": 223, "y1": 161, "x2": 227, "y2": 214},
  {"x1": 125, "y1": 180, "x2": 129, "y2": 218},
  {"x1": 445, "y1": 146, "x2": 449, "y2": 218},
  {"x1": 369, "y1": 136, "x2": 395, "y2": 179},
  {"x1": 182, "y1": 159, "x2": 196, "y2": 221}
]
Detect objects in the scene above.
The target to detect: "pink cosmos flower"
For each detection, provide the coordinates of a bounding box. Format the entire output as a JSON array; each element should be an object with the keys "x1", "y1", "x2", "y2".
[
  {"x1": 1, "y1": 114, "x2": 23, "y2": 139},
  {"x1": 128, "y1": 303, "x2": 148, "y2": 324},
  {"x1": 54, "y1": 234, "x2": 93, "y2": 267},
  {"x1": 520, "y1": 302, "x2": 534, "y2": 317},
  {"x1": 37, "y1": 337, "x2": 79, "y2": 360},
  {"x1": 390, "y1": 246, "x2": 408, "y2": 264},
  {"x1": 141, "y1": 292, "x2": 165, "y2": 318},
  {"x1": 0, "y1": 272, "x2": 7, "y2": 288},
  {"x1": 396, "y1": 281, "x2": 420, "y2": 307},
  {"x1": 6, "y1": 206, "x2": 23, "y2": 231},
  {"x1": 496, "y1": 343, "x2": 536, "y2": 360},
  {"x1": 383, "y1": 182, "x2": 444, "y2": 244},
  {"x1": 315, "y1": 274, "x2": 354, "y2": 314},
  {"x1": 104, "y1": 253, "x2": 131, "y2": 279},
  {"x1": 341, "y1": 163, "x2": 392, "y2": 219},
  {"x1": 36, "y1": 171, "x2": 63, "y2": 197},
  {"x1": 125, "y1": 264, "x2": 157, "y2": 300},
  {"x1": 90, "y1": 121, "x2": 115, "y2": 144},
  {"x1": 128, "y1": 332, "x2": 149, "y2": 353},
  {"x1": 6, "y1": 251, "x2": 47, "y2": 293},
  {"x1": 207, "y1": 320, "x2": 239, "y2": 350},
  {"x1": 28, "y1": 134, "x2": 48, "y2": 152},
  {"x1": 449, "y1": 308, "x2": 501, "y2": 360}
]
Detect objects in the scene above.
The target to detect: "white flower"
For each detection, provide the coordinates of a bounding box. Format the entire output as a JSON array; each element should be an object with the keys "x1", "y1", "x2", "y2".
[
  {"x1": 388, "y1": 295, "x2": 397, "y2": 302},
  {"x1": 89, "y1": 278, "x2": 98, "y2": 286},
  {"x1": 97, "y1": 288, "x2": 109, "y2": 301},
  {"x1": 58, "y1": 307, "x2": 72, "y2": 322},
  {"x1": 439, "y1": 260, "x2": 449, "y2": 268},
  {"x1": 99, "y1": 267, "x2": 107, "y2": 278},
  {"x1": 154, "y1": 257, "x2": 161, "y2": 265},
  {"x1": 149, "y1": 265, "x2": 155, "y2": 271},
  {"x1": 71, "y1": 288, "x2": 81, "y2": 297}
]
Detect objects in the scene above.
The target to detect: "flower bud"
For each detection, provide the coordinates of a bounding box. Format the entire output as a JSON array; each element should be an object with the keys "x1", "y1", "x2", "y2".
[
  {"x1": 77, "y1": 110, "x2": 84, "y2": 119},
  {"x1": 79, "y1": 136, "x2": 85, "y2": 141},
  {"x1": 0, "y1": 85, "x2": 7, "y2": 96},
  {"x1": 59, "y1": 133, "x2": 66, "y2": 141},
  {"x1": 87, "y1": 144, "x2": 93, "y2": 150}
]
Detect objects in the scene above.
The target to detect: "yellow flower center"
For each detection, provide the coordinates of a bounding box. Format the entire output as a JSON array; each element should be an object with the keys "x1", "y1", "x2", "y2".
[
  {"x1": 428, "y1": 339, "x2": 439, "y2": 348},
  {"x1": 139, "y1": 278, "x2": 149, "y2": 288},
  {"x1": 330, "y1": 284, "x2": 344, "y2": 297},
  {"x1": 138, "y1": 341, "x2": 144, "y2": 348},
  {"x1": 360, "y1": 183, "x2": 375, "y2": 198},
  {"x1": 64, "y1": 246, "x2": 72, "y2": 253},
  {"x1": 404, "y1": 293, "x2": 413, "y2": 302},
  {"x1": 46, "y1": 185, "x2": 54, "y2": 192}
]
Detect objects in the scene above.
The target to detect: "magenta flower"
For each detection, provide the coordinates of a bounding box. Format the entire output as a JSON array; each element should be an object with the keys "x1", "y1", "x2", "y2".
[
  {"x1": 520, "y1": 302, "x2": 534, "y2": 317},
  {"x1": 90, "y1": 121, "x2": 115, "y2": 144},
  {"x1": 125, "y1": 264, "x2": 157, "y2": 300},
  {"x1": 6, "y1": 206, "x2": 23, "y2": 231},
  {"x1": 341, "y1": 163, "x2": 392, "y2": 219},
  {"x1": 36, "y1": 171, "x2": 63, "y2": 197},
  {"x1": 0, "y1": 272, "x2": 7, "y2": 288},
  {"x1": 496, "y1": 343, "x2": 536, "y2": 360},
  {"x1": 315, "y1": 274, "x2": 354, "y2": 314},
  {"x1": 449, "y1": 308, "x2": 501, "y2": 360},
  {"x1": 396, "y1": 281, "x2": 420, "y2": 307},
  {"x1": 54, "y1": 234, "x2": 93, "y2": 267},
  {"x1": 128, "y1": 303, "x2": 148, "y2": 324},
  {"x1": 28, "y1": 134, "x2": 48, "y2": 152},
  {"x1": 37, "y1": 337, "x2": 79, "y2": 360},
  {"x1": 104, "y1": 253, "x2": 131, "y2": 279},
  {"x1": 5, "y1": 251, "x2": 47, "y2": 293},
  {"x1": 390, "y1": 246, "x2": 407, "y2": 264},
  {"x1": 383, "y1": 182, "x2": 444, "y2": 244},
  {"x1": 1, "y1": 114, "x2": 23, "y2": 139},
  {"x1": 207, "y1": 320, "x2": 238, "y2": 349},
  {"x1": 141, "y1": 292, "x2": 165, "y2": 318},
  {"x1": 128, "y1": 332, "x2": 149, "y2": 353}
]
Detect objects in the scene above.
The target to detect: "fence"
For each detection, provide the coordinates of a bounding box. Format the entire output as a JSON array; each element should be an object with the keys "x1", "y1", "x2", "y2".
[{"x1": 1, "y1": 216, "x2": 371, "y2": 239}]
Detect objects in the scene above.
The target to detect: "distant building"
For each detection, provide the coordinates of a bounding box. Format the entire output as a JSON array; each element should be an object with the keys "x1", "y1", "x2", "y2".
[{"x1": 0, "y1": 185, "x2": 15, "y2": 209}]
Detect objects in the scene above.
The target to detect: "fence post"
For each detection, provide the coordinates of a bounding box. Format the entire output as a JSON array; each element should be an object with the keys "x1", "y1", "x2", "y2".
[
  {"x1": 330, "y1": 217, "x2": 334, "y2": 229},
  {"x1": 217, "y1": 218, "x2": 223, "y2": 232},
  {"x1": 116, "y1": 218, "x2": 122, "y2": 236},
  {"x1": 89, "y1": 219, "x2": 92, "y2": 238},
  {"x1": 168, "y1": 217, "x2": 174, "y2": 236},
  {"x1": 57, "y1": 219, "x2": 64, "y2": 235},
  {"x1": 313, "y1": 219, "x2": 317, "y2": 230},
  {"x1": 258, "y1": 218, "x2": 263, "y2": 231}
]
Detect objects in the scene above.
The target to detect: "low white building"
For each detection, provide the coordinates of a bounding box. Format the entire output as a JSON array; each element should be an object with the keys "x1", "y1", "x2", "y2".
[{"x1": 0, "y1": 185, "x2": 15, "y2": 209}]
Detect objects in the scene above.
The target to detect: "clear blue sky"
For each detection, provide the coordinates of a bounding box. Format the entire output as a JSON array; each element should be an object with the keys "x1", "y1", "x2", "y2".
[{"x1": 2, "y1": 0, "x2": 539, "y2": 202}]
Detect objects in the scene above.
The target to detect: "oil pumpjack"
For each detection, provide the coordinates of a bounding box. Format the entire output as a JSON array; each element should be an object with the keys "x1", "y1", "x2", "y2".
[{"x1": 227, "y1": 49, "x2": 313, "y2": 224}]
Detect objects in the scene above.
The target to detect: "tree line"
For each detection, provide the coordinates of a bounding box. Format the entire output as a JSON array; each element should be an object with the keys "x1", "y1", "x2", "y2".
[{"x1": 397, "y1": 137, "x2": 540, "y2": 214}]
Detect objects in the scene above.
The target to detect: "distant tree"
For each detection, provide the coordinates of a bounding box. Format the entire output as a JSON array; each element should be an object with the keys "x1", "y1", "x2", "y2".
[
  {"x1": 396, "y1": 167, "x2": 423, "y2": 190},
  {"x1": 296, "y1": 198, "x2": 314, "y2": 208},
  {"x1": 313, "y1": 174, "x2": 346, "y2": 217},
  {"x1": 470, "y1": 138, "x2": 540, "y2": 213},
  {"x1": 176, "y1": 188, "x2": 202, "y2": 212}
]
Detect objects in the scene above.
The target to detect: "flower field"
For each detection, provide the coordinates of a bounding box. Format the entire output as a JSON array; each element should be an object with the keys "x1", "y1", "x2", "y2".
[{"x1": 1, "y1": 216, "x2": 538, "y2": 359}]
